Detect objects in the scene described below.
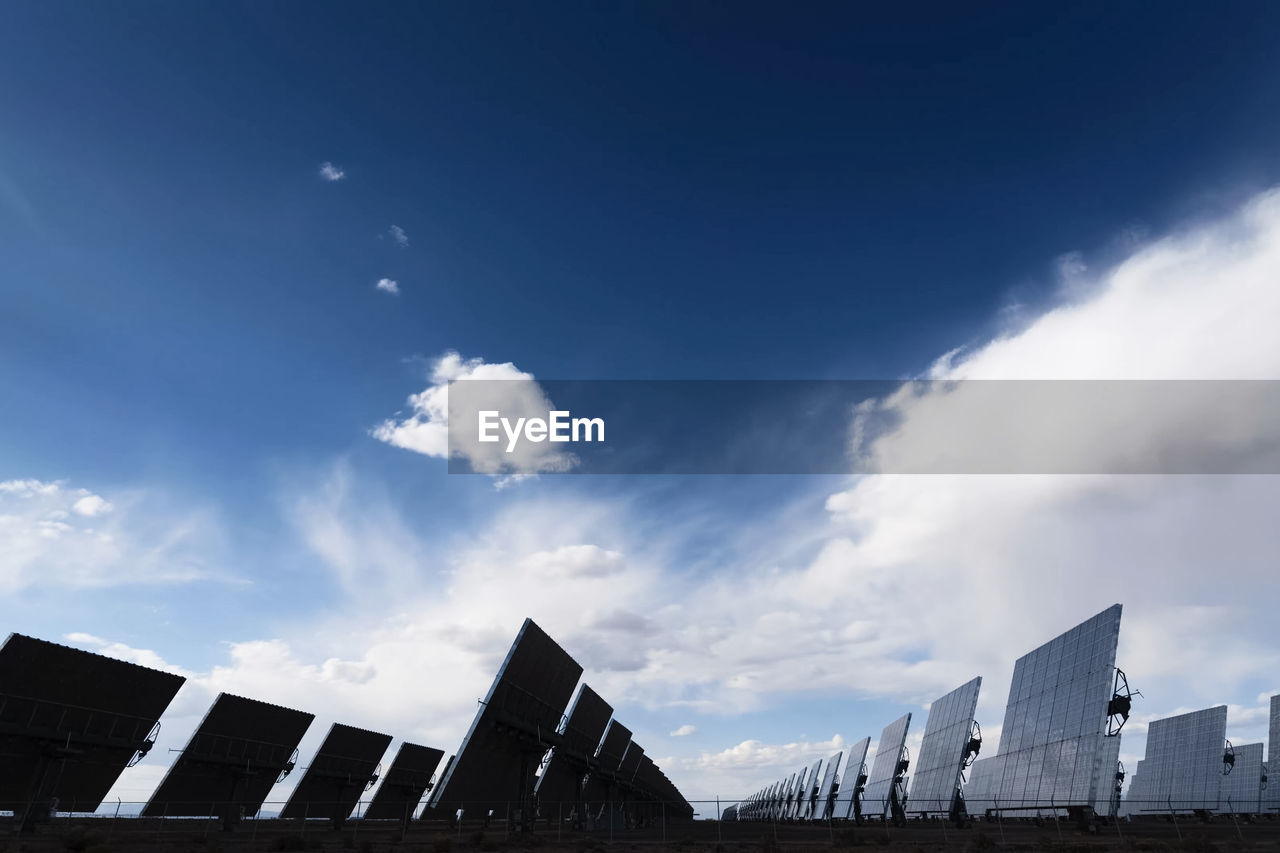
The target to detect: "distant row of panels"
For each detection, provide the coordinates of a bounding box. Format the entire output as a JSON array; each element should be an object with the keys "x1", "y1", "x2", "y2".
[{"x1": 736, "y1": 605, "x2": 1280, "y2": 824}]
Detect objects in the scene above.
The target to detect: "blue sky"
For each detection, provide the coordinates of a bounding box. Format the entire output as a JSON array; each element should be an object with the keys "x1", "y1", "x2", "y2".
[{"x1": 3, "y1": 2, "x2": 1280, "y2": 808}]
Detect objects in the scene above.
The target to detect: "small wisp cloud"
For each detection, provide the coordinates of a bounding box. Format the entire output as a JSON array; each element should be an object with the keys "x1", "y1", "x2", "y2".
[{"x1": 318, "y1": 161, "x2": 345, "y2": 181}]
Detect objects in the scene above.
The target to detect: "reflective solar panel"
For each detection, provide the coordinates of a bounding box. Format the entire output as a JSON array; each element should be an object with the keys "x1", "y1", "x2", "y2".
[
  {"x1": 862, "y1": 714, "x2": 911, "y2": 820},
  {"x1": 1220, "y1": 742, "x2": 1263, "y2": 815},
  {"x1": 976, "y1": 604, "x2": 1123, "y2": 812},
  {"x1": 362, "y1": 742, "x2": 445, "y2": 821},
  {"x1": 429, "y1": 619, "x2": 584, "y2": 816},
  {"x1": 279, "y1": 722, "x2": 393, "y2": 822},
  {"x1": 907, "y1": 677, "x2": 982, "y2": 816},
  {"x1": 963, "y1": 755, "x2": 997, "y2": 811},
  {"x1": 1091, "y1": 732, "x2": 1122, "y2": 816},
  {"x1": 1269, "y1": 695, "x2": 1279, "y2": 813},
  {"x1": 142, "y1": 693, "x2": 314, "y2": 819},
  {"x1": 1120, "y1": 760, "x2": 1144, "y2": 817},
  {"x1": 774, "y1": 772, "x2": 791, "y2": 819},
  {"x1": 800, "y1": 758, "x2": 822, "y2": 818},
  {"x1": 830, "y1": 736, "x2": 871, "y2": 820},
  {"x1": 1131, "y1": 705, "x2": 1227, "y2": 814},
  {"x1": 0, "y1": 633, "x2": 185, "y2": 817},
  {"x1": 815, "y1": 750, "x2": 842, "y2": 820}
]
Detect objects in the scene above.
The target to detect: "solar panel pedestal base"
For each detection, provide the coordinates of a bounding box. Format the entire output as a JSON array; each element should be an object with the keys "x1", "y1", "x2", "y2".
[
  {"x1": 949, "y1": 790, "x2": 971, "y2": 828},
  {"x1": 852, "y1": 779, "x2": 867, "y2": 826},
  {"x1": 4, "y1": 710, "x2": 159, "y2": 833},
  {"x1": 887, "y1": 784, "x2": 907, "y2": 828}
]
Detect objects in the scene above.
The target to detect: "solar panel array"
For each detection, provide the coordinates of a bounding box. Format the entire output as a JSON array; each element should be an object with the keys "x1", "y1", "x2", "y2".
[
  {"x1": 14, "y1": 605, "x2": 1280, "y2": 830},
  {"x1": 0, "y1": 621, "x2": 691, "y2": 833},
  {"x1": 1092, "y1": 730, "x2": 1123, "y2": 817},
  {"x1": 907, "y1": 677, "x2": 982, "y2": 816},
  {"x1": 801, "y1": 757, "x2": 823, "y2": 818},
  {"x1": 964, "y1": 604, "x2": 1122, "y2": 814},
  {"x1": 1125, "y1": 705, "x2": 1227, "y2": 814},
  {"x1": 142, "y1": 693, "x2": 314, "y2": 820},
  {"x1": 1120, "y1": 761, "x2": 1144, "y2": 817},
  {"x1": 862, "y1": 713, "x2": 911, "y2": 821},
  {"x1": 429, "y1": 619, "x2": 583, "y2": 819},
  {"x1": 1220, "y1": 742, "x2": 1263, "y2": 815},
  {"x1": 533, "y1": 683, "x2": 613, "y2": 819},
  {"x1": 830, "y1": 737, "x2": 871, "y2": 820},
  {"x1": 280, "y1": 723, "x2": 393, "y2": 823},
  {"x1": 816, "y1": 750, "x2": 842, "y2": 819},
  {"x1": 0, "y1": 633, "x2": 185, "y2": 822},
  {"x1": 1270, "y1": 695, "x2": 1280, "y2": 814},
  {"x1": 363, "y1": 742, "x2": 445, "y2": 821}
]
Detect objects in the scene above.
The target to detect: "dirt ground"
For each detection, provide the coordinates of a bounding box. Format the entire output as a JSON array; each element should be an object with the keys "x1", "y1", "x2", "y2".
[{"x1": 3, "y1": 815, "x2": 1279, "y2": 853}]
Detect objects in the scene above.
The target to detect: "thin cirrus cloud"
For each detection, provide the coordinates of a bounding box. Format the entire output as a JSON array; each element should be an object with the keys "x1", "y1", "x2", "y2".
[
  {"x1": 318, "y1": 161, "x2": 345, "y2": 182},
  {"x1": 0, "y1": 479, "x2": 224, "y2": 593},
  {"x1": 389, "y1": 225, "x2": 409, "y2": 247},
  {"x1": 375, "y1": 278, "x2": 400, "y2": 295}
]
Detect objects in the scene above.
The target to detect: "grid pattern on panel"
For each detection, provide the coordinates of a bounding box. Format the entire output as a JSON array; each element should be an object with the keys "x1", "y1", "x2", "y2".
[
  {"x1": 1135, "y1": 706, "x2": 1227, "y2": 813},
  {"x1": 779, "y1": 773, "x2": 796, "y2": 819},
  {"x1": 1091, "y1": 733, "x2": 1122, "y2": 816},
  {"x1": 787, "y1": 767, "x2": 808, "y2": 819},
  {"x1": 908, "y1": 677, "x2": 981, "y2": 815},
  {"x1": 1220, "y1": 742, "x2": 1263, "y2": 815},
  {"x1": 962, "y1": 756, "x2": 998, "y2": 811},
  {"x1": 990, "y1": 604, "x2": 1122, "y2": 809},
  {"x1": 816, "y1": 751, "x2": 842, "y2": 819},
  {"x1": 862, "y1": 714, "x2": 911, "y2": 819},
  {"x1": 803, "y1": 758, "x2": 823, "y2": 818},
  {"x1": 1121, "y1": 760, "x2": 1145, "y2": 817},
  {"x1": 1269, "y1": 696, "x2": 1280, "y2": 813},
  {"x1": 830, "y1": 738, "x2": 870, "y2": 820}
]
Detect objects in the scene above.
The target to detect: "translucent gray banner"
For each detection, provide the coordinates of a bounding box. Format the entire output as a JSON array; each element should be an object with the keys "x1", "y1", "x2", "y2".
[{"x1": 445, "y1": 380, "x2": 1280, "y2": 475}]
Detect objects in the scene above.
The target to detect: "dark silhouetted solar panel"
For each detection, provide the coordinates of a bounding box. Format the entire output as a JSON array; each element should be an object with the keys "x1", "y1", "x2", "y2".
[
  {"x1": 581, "y1": 719, "x2": 631, "y2": 808},
  {"x1": 362, "y1": 742, "x2": 444, "y2": 820},
  {"x1": 279, "y1": 722, "x2": 392, "y2": 822},
  {"x1": 0, "y1": 633, "x2": 185, "y2": 816},
  {"x1": 141, "y1": 693, "x2": 314, "y2": 818},
  {"x1": 534, "y1": 684, "x2": 612, "y2": 807},
  {"x1": 430, "y1": 618, "x2": 583, "y2": 816},
  {"x1": 618, "y1": 741, "x2": 644, "y2": 783}
]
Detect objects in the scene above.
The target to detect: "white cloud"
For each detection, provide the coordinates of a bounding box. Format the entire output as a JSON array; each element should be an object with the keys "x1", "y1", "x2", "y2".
[
  {"x1": 671, "y1": 724, "x2": 697, "y2": 737},
  {"x1": 375, "y1": 277, "x2": 399, "y2": 295},
  {"x1": 318, "y1": 161, "x2": 345, "y2": 181},
  {"x1": 371, "y1": 351, "x2": 577, "y2": 478},
  {"x1": 522, "y1": 544, "x2": 624, "y2": 578},
  {"x1": 389, "y1": 225, "x2": 409, "y2": 247},
  {"x1": 0, "y1": 479, "x2": 223, "y2": 592},
  {"x1": 72, "y1": 493, "x2": 113, "y2": 516}
]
